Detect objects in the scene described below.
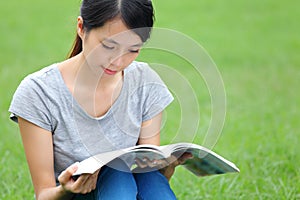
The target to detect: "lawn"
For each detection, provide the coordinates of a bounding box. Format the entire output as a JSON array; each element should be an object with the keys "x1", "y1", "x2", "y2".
[{"x1": 1, "y1": 0, "x2": 299, "y2": 199}]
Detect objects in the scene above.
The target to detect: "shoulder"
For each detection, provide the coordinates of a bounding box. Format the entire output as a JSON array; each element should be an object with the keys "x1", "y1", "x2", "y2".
[
  {"x1": 22, "y1": 64, "x2": 58, "y2": 84},
  {"x1": 17, "y1": 64, "x2": 59, "y2": 92},
  {"x1": 9, "y1": 64, "x2": 60, "y2": 130},
  {"x1": 11, "y1": 63, "x2": 61, "y2": 107},
  {"x1": 125, "y1": 62, "x2": 174, "y2": 121}
]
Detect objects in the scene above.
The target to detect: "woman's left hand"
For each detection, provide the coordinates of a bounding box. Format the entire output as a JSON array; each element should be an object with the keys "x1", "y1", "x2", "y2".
[
  {"x1": 134, "y1": 152, "x2": 193, "y2": 181},
  {"x1": 158, "y1": 153, "x2": 193, "y2": 181}
]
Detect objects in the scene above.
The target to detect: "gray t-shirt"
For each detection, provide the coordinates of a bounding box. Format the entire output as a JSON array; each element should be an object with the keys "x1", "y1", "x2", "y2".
[{"x1": 9, "y1": 61, "x2": 173, "y2": 180}]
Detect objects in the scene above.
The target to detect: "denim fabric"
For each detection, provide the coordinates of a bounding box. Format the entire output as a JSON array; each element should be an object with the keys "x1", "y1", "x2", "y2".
[{"x1": 73, "y1": 163, "x2": 176, "y2": 200}]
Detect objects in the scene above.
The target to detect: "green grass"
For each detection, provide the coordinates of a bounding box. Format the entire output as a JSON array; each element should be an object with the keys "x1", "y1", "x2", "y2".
[{"x1": 1, "y1": 0, "x2": 300, "y2": 199}]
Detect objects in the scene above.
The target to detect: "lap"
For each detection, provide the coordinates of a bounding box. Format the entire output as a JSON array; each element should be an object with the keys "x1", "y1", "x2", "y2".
[
  {"x1": 73, "y1": 164, "x2": 137, "y2": 200},
  {"x1": 73, "y1": 162, "x2": 176, "y2": 200}
]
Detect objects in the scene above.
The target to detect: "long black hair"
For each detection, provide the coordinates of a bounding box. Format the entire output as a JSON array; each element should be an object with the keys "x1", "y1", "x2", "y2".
[{"x1": 68, "y1": 0, "x2": 154, "y2": 58}]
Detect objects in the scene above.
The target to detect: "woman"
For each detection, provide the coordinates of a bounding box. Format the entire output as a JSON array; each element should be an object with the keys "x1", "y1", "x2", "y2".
[{"x1": 9, "y1": 0, "x2": 187, "y2": 199}]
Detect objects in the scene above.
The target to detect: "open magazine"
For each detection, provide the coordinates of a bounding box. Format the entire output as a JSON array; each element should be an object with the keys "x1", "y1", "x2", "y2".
[{"x1": 73, "y1": 143, "x2": 239, "y2": 177}]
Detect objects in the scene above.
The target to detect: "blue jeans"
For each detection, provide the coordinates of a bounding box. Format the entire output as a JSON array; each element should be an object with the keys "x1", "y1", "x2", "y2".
[{"x1": 73, "y1": 162, "x2": 177, "y2": 200}]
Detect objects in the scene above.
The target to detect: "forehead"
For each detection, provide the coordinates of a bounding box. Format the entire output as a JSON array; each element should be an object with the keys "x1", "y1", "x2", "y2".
[{"x1": 93, "y1": 18, "x2": 142, "y2": 45}]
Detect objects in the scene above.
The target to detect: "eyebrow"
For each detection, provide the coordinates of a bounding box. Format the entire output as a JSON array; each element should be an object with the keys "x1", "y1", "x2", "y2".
[{"x1": 104, "y1": 38, "x2": 143, "y2": 47}]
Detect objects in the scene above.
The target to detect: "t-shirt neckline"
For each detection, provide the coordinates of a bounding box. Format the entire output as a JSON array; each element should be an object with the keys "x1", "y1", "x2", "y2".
[{"x1": 52, "y1": 64, "x2": 127, "y2": 120}]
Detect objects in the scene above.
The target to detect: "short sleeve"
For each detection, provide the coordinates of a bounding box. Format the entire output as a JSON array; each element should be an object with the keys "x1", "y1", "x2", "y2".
[
  {"x1": 9, "y1": 76, "x2": 53, "y2": 132},
  {"x1": 141, "y1": 66, "x2": 174, "y2": 121}
]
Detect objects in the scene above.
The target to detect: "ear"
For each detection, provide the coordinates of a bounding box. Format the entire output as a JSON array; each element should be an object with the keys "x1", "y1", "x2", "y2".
[{"x1": 77, "y1": 16, "x2": 85, "y2": 39}]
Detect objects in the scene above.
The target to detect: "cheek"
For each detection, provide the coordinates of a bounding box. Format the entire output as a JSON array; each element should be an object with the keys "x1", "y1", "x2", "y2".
[
  {"x1": 124, "y1": 53, "x2": 139, "y2": 64},
  {"x1": 85, "y1": 46, "x2": 109, "y2": 67},
  {"x1": 114, "y1": 53, "x2": 139, "y2": 70}
]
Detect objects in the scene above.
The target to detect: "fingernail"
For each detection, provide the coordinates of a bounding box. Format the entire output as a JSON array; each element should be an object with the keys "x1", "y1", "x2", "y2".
[{"x1": 72, "y1": 162, "x2": 79, "y2": 170}]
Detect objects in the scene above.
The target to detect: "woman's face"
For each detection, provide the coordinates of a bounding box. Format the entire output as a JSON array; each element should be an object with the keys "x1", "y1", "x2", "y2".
[{"x1": 78, "y1": 17, "x2": 143, "y2": 76}]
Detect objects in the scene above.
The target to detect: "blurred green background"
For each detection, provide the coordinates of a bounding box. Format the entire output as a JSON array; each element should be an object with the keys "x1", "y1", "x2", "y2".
[{"x1": 1, "y1": 0, "x2": 299, "y2": 199}]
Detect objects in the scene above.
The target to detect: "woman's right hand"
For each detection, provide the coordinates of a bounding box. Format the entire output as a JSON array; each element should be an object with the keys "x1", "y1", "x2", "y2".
[{"x1": 58, "y1": 163, "x2": 100, "y2": 195}]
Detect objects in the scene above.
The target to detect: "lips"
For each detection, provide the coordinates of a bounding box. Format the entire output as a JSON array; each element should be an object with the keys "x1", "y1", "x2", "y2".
[{"x1": 102, "y1": 67, "x2": 118, "y2": 75}]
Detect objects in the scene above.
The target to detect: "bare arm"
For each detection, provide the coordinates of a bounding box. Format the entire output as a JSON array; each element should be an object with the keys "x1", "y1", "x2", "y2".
[
  {"x1": 18, "y1": 117, "x2": 99, "y2": 200},
  {"x1": 137, "y1": 112, "x2": 162, "y2": 146},
  {"x1": 18, "y1": 117, "x2": 74, "y2": 199}
]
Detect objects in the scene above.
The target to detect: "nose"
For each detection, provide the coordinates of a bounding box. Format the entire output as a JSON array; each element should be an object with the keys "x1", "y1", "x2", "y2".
[
  {"x1": 110, "y1": 48, "x2": 128, "y2": 67},
  {"x1": 111, "y1": 54, "x2": 124, "y2": 67}
]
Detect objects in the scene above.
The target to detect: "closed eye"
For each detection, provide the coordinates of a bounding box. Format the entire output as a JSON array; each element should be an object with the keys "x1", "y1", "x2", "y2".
[
  {"x1": 101, "y1": 42, "x2": 115, "y2": 50},
  {"x1": 129, "y1": 49, "x2": 140, "y2": 53}
]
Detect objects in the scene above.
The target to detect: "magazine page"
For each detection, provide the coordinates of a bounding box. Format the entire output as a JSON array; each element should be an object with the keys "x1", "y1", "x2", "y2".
[
  {"x1": 163, "y1": 143, "x2": 239, "y2": 176},
  {"x1": 73, "y1": 150, "x2": 126, "y2": 175},
  {"x1": 74, "y1": 144, "x2": 167, "y2": 175},
  {"x1": 182, "y1": 150, "x2": 240, "y2": 176}
]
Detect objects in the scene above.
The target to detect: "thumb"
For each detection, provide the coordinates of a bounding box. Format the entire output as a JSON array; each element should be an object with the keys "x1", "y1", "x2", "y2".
[
  {"x1": 178, "y1": 152, "x2": 193, "y2": 164},
  {"x1": 58, "y1": 162, "x2": 79, "y2": 184}
]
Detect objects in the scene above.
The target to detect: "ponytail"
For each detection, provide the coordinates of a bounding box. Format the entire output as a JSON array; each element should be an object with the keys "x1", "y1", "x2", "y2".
[{"x1": 68, "y1": 33, "x2": 82, "y2": 58}]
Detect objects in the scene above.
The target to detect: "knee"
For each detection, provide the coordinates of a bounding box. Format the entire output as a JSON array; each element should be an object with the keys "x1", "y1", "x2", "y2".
[
  {"x1": 96, "y1": 166, "x2": 138, "y2": 199},
  {"x1": 134, "y1": 170, "x2": 177, "y2": 200}
]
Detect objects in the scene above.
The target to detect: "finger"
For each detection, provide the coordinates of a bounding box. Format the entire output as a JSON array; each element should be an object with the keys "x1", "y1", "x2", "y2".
[
  {"x1": 92, "y1": 179, "x2": 97, "y2": 191},
  {"x1": 155, "y1": 159, "x2": 171, "y2": 169},
  {"x1": 148, "y1": 159, "x2": 159, "y2": 168},
  {"x1": 83, "y1": 177, "x2": 97, "y2": 193},
  {"x1": 58, "y1": 162, "x2": 79, "y2": 185},
  {"x1": 142, "y1": 157, "x2": 151, "y2": 165},
  {"x1": 148, "y1": 159, "x2": 162, "y2": 168},
  {"x1": 142, "y1": 157, "x2": 157, "y2": 167},
  {"x1": 135, "y1": 158, "x2": 148, "y2": 168},
  {"x1": 178, "y1": 152, "x2": 194, "y2": 164},
  {"x1": 89, "y1": 170, "x2": 100, "y2": 190},
  {"x1": 82, "y1": 169, "x2": 100, "y2": 192},
  {"x1": 71, "y1": 173, "x2": 95, "y2": 194},
  {"x1": 72, "y1": 173, "x2": 91, "y2": 188},
  {"x1": 165, "y1": 156, "x2": 178, "y2": 166},
  {"x1": 80, "y1": 170, "x2": 100, "y2": 193}
]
